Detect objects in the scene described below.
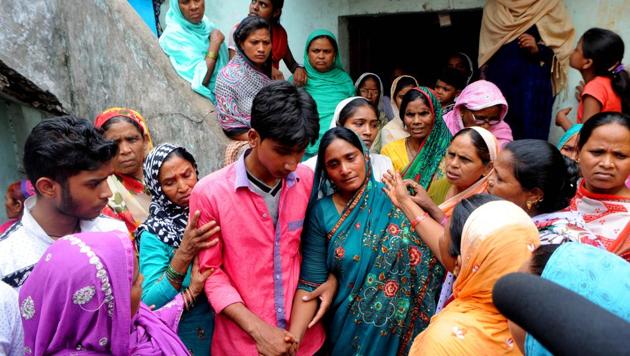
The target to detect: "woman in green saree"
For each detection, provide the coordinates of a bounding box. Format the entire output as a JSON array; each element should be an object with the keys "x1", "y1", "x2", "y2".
[
  {"x1": 380, "y1": 87, "x2": 452, "y2": 193},
  {"x1": 289, "y1": 127, "x2": 445, "y2": 356},
  {"x1": 290, "y1": 29, "x2": 355, "y2": 160}
]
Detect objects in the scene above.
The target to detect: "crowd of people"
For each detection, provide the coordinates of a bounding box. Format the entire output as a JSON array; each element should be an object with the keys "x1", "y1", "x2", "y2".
[{"x1": 0, "y1": 0, "x2": 629, "y2": 355}]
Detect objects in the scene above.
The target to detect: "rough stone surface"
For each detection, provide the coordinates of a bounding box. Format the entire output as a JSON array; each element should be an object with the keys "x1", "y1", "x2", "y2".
[{"x1": 0, "y1": 0, "x2": 227, "y2": 174}]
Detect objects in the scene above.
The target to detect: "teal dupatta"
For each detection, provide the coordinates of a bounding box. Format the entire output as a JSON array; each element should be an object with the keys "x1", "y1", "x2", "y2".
[
  {"x1": 159, "y1": 0, "x2": 228, "y2": 104},
  {"x1": 299, "y1": 136, "x2": 445, "y2": 356},
  {"x1": 290, "y1": 29, "x2": 355, "y2": 160}
]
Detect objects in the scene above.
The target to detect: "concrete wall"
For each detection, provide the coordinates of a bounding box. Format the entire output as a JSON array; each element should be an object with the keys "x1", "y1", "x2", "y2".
[
  {"x1": 549, "y1": 0, "x2": 630, "y2": 144},
  {"x1": 0, "y1": 0, "x2": 228, "y2": 178},
  {"x1": 0, "y1": 99, "x2": 47, "y2": 220}
]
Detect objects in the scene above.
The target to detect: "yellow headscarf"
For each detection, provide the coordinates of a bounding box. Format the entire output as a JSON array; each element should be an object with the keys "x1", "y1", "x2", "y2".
[
  {"x1": 478, "y1": 0, "x2": 575, "y2": 94},
  {"x1": 410, "y1": 200, "x2": 540, "y2": 355}
]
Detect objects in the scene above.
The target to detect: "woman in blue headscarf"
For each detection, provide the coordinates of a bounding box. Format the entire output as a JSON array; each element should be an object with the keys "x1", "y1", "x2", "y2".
[
  {"x1": 556, "y1": 124, "x2": 582, "y2": 161},
  {"x1": 509, "y1": 242, "x2": 630, "y2": 355},
  {"x1": 288, "y1": 127, "x2": 444, "y2": 356},
  {"x1": 159, "y1": 0, "x2": 229, "y2": 104},
  {"x1": 291, "y1": 29, "x2": 355, "y2": 160}
]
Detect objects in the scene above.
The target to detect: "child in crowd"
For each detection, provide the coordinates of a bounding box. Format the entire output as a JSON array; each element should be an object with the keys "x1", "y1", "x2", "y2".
[
  {"x1": 434, "y1": 67, "x2": 468, "y2": 115},
  {"x1": 557, "y1": 28, "x2": 629, "y2": 130}
]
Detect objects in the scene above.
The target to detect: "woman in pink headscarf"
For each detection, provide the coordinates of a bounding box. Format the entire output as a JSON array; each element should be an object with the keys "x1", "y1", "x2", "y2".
[
  {"x1": 18, "y1": 231, "x2": 190, "y2": 355},
  {"x1": 443, "y1": 80, "x2": 513, "y2": 147}
]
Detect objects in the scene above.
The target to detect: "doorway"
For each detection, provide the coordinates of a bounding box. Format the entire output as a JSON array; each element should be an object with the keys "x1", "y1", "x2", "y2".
[{"x1": 344, "y1": 9, "x2": 483, "y2": 93}]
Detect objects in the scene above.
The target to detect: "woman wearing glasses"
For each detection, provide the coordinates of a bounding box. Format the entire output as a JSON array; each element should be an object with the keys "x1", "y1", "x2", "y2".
[{"x1": 443, "y1": 80, "x2": 514, "y2": 147}]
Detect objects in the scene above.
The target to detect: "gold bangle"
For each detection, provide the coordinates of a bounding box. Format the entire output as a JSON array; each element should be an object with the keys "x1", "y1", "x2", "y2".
[{"x1": 206, "y1": 51, "x2": 218, "y2": 60}]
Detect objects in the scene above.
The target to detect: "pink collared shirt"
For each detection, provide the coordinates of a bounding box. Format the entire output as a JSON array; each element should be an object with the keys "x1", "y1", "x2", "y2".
[{"x1": 192, "y1": 154, "x2": 325, "y2": 355}]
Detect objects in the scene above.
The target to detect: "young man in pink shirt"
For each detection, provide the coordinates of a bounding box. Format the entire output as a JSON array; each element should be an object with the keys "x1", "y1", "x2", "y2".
[{"x1": 192, "y1": 81, "x2": 328, "y2": 355}]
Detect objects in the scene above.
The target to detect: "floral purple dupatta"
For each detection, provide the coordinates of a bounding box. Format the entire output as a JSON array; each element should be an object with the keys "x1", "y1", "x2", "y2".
[{"x1": 18, "y1": 231, "x2": 189, "y2": 355}]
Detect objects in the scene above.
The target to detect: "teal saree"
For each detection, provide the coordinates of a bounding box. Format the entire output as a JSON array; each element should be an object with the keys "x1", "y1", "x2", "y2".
[{"x1": 299, "y1": 147, "x2": 445, "y2": 356}]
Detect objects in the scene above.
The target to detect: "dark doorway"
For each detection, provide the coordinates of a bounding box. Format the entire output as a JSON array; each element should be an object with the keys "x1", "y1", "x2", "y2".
[{"x1": 345, "y1": 9, "x2": 483, "y2": 93}]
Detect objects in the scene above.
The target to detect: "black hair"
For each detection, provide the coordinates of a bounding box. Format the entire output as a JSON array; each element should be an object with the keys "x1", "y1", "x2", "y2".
[
  {"x1": 23, "y1": 115, "x2": 118, "y2": 188},
  {"x1": 437, "y1": 67, "x2": 467, "y2": 91},
  {"x1": 581, "y1": 28, "x2": 630, "y2": 114},
  {"x1": 234, "y1": 15, "x2": 271, "y2": 47},
  {"x1": 448, "y1": 194, "x2": 503, "y2": 257},
  {"x1": 337, "y1": 97, "x2": 377, "y2": 127},
  {"x1": 392, "y1": 76, "x2": 417, "y2": 99},
  {"x1": 308, "y1": 35, "x2": 338, "y2": 55},
  {"x1": 97, "y1": 116, "x2": 144, "y2": 137},
  {"x1": 504, "y1": 140, "x2": 578, "y2": 214},
  {"x1": 356, "y1": 74, "x2": 382, "y2": 98},
  {"x1": 577, "y1": 111, "x2": 630, "y2": 149},
  {"x1": 452, "y1": 128, "x2": 491, "y2": 165},
  {"x1": 234, "y1": 16, "x2": 272, "y2": 75},
  {"x1": 399, "y1": 89, "x2": 429, "y2": 120},
  {"x1": 269, "y1": 0, "x2": 284, "y2": 22},
  {"x1": 251, "y1": 81, "x2": 320, "y2": 149},
  {"x1": 529, "y1": 244, "x2": 562, "y2": 276},
  {"x1": 447, "y1": 52, "x2": 474, "y2": 78},
  {"x1": 316, "y1": 127, "x2": 364, "y2": 171},
  {"x1": 163, "y1": 147, "x2": 198, "y2": 170}
]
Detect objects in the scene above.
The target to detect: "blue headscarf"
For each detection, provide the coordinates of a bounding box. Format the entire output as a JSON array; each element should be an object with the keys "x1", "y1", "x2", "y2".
[
  {"x1": 159, "y1": 0, "x2": 228, "y2": 104},
  {"x1": 525, "y1": 243, "x2": 630, "y2": 355},
  {"x1": 556, "y1": 124, "x2": 582, "y2": 150}
]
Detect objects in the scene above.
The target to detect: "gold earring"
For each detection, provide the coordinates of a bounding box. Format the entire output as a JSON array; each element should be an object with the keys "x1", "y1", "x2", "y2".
[{"x1": 526, "y1": 200, "x2": 533, "y2": 211}]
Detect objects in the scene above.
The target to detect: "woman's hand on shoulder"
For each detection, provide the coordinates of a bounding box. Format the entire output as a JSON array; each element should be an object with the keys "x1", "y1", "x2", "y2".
[
  {"x1": 381, "y1": 170, "x2": 414, "y2": 208},
  {"x1": 178, "y1": 210, "x2": 220, "y2": 262}
]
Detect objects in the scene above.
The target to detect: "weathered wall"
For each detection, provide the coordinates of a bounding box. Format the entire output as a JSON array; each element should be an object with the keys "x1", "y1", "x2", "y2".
[
  {"x1": 549, "y1": 0, "x2": 630, "y2": 144},
  {"x1": 0, "y1": 0, "x2": 228, "y2": 175}
]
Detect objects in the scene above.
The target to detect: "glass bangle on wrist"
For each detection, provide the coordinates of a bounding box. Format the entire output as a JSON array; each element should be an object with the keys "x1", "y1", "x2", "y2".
[
  {"x1": 166, "y1": 264, "x2": 185, "y2": 283},
  {"x1": 410, "y1": 211, "x2": 429, "y2": 229},
  {"x1": 206, "y1": 50, "x2": 218, "y2": 60}
]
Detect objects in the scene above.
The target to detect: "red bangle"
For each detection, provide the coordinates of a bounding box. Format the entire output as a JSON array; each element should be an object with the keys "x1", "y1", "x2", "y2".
[{"x1": 411, "y1": 212, "x2": 428, "y2": 229}]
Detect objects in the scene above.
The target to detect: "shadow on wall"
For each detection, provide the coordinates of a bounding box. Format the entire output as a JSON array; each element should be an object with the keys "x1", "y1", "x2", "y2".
[{"x1": 0, "y1": 0, "x2": 228, "y2": 175}]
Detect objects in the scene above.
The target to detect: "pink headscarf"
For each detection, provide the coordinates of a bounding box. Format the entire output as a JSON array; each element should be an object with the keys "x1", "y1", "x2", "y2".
[
  {"x1": 443, "y1": 80, "x2": 513, "y2": 147},
  {"x1": 19, "y1": 231, "x2": 189, "y2": 355}
]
